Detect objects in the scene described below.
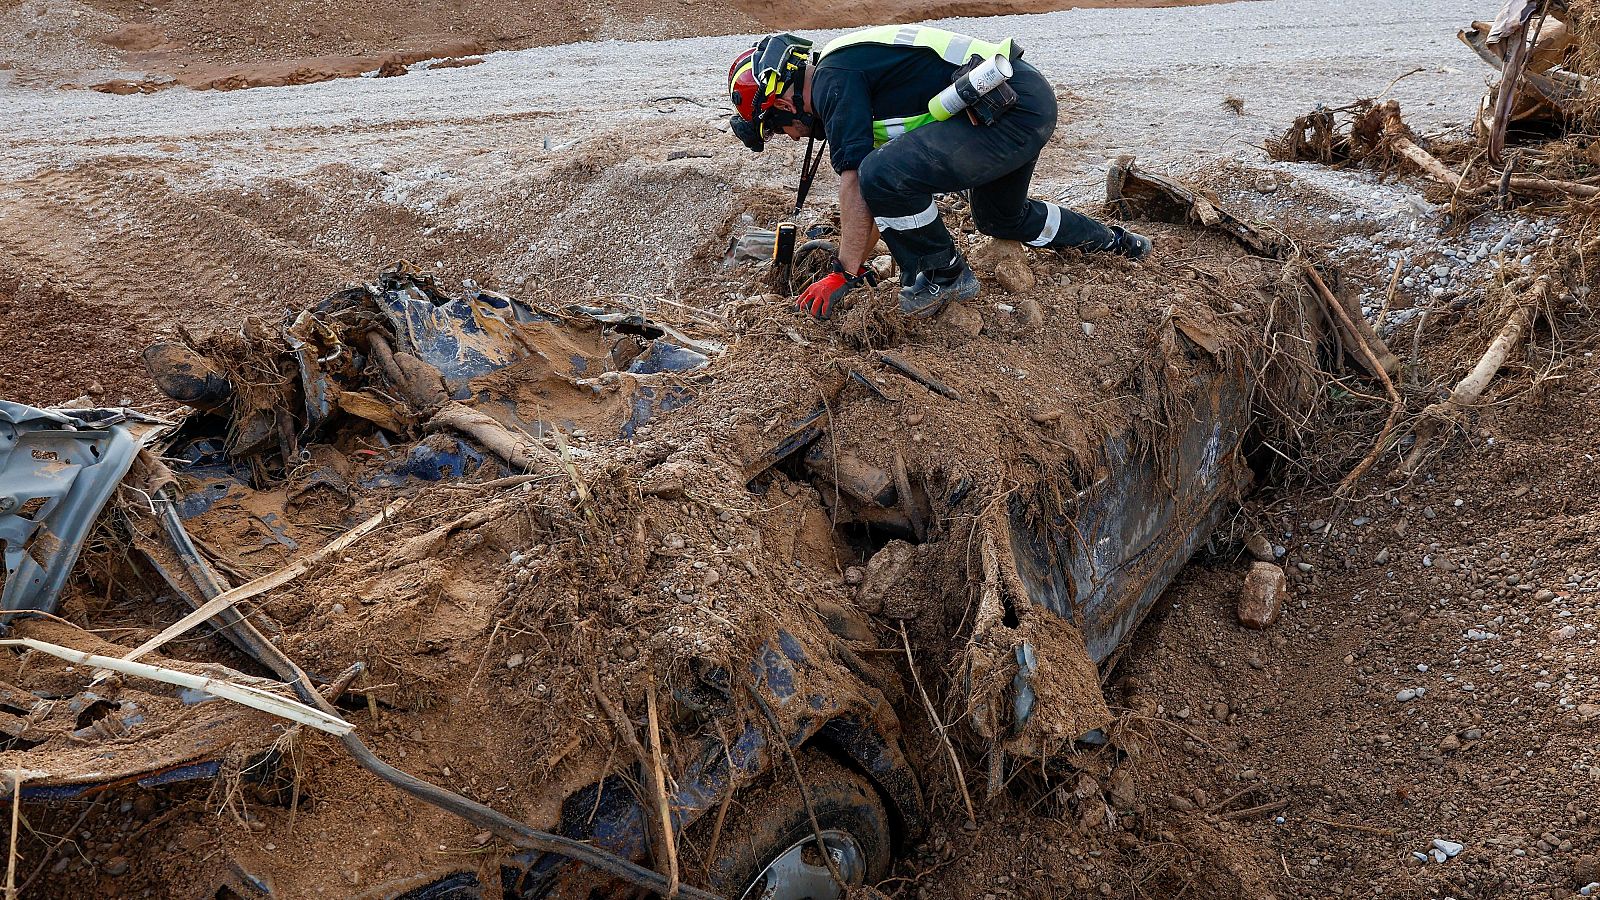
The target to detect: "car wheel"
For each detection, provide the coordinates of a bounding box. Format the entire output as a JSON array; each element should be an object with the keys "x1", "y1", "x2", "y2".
[{"x1": 702, "y1": 749, "x2": 892, "y2": 900}]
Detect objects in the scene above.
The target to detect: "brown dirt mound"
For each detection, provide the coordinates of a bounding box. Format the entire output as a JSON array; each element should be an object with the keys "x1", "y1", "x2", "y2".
[{"x1": 0, "y1": 0, "x2": 1246, "y2": 89}]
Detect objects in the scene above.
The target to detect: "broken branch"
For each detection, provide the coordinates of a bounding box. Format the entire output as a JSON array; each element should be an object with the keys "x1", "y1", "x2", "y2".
[
  {"x1": 1303, "y1": 266, "x2": 1405, "y2": 495},
  {"x1": 2, "y1": 638, "x2": 354, "y2": 735},
  {"x1": 1402, "y1": 276, "x2": 1548, "y2": 473},
  {"x1": 122, "y1": 496, "x2": 408, "y2": 663},
  {"x1": 900, "y1": 623, "x2": 977, "y2": 826},
  {"x1": 645, "y1": 677, "x2": 680, "y2": 898},
  {"x1": 591, "y1": 670, "x2": 677, "y2": 887}
]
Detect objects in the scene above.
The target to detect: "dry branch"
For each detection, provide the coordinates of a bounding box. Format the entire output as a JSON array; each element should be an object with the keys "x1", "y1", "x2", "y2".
[
  {"x1": 900, "y1": 623, "x2": 977, "y2": 826},
  {"x1": 645, "y1": 678, "x2": 680, "y2": 898},
  {"x1": 122, "y1": 496, "x2": 408, "y2": 663},
  {"x1": 1303, "y1": 266, "x2": 1405, "y2": 494},
  {"x1": 1402, "y1": 276, "x2": 1549, "y2": 473},
  {"x1": 1368, "y1": 100, "x2": 1600, "y2": 201},
  {"x1": 591, "y1": 671, "x2": 678, "y2": 887},
  {"x1": 2, "y1": 638, "x2": 354, "y2": 735}
]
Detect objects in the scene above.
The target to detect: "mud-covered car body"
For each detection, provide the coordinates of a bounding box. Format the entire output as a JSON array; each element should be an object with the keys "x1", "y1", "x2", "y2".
[{"x1": 2, "y1": 176, "x2": 1278, "y2": 896}]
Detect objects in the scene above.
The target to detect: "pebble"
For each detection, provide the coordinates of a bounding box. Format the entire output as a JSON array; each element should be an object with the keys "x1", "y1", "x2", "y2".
[
  {"x1": 505, "y1": 653, "x2": 524, "y2": 669},
  {"x1": 1375, "y1": 549, "x2": 1390, "y2": 565},
  {"x1": 1432, "y1": 839, "x2": 1464, "y2": 859},
  {"x1": 1397, "y1": 688, "x2": 1418, "y2": 702},
  {"x1": 1246, "y1": 534, "x2": 1275, "y2": 562},
  {"x1": 104, "y1": 857, "x2": 129, "y2": 876},
  {"x1": 1295, "y1": 562, "x2": 1313, "y2": 573},
  {"x1": 1081, "y1": 321, "x2": 1096, "y2": 337}
]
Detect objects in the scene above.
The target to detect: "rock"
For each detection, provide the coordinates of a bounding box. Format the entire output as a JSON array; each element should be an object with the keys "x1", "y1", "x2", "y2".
[
  {"x1": 1432, "y1": 838, "x2": 1464, "y2": 858},
  {"x1": 968, "y1": 236, "x2": 1027, "y2": 274},
  {"x1": 1080, "y1": 321, "x2": 1096, "y2": 338},
  {"x1": 843, "y1": 566, "x2": 865, "y2": 586},
  {"x1": 1080, "y1": 301, "x2": 1114, "y2": 321},
  {"x1": 104, "y1": 856, "x2": 129, "y2": 876},
  {"x1": 1550, "y1": 625, "x2": 1578, "y2": 642},
  {"x1": 1212, "y1": 701, "x2": 1231, "y2": 720},
  {"x1": 1375, "y1": 548, "x2": 1391, "y2": 565},
  {"x1": 860, "y1": 540, "x2": 918, "y2": 616},
  {"x1": 1245, "y1": 534, "x2": 1275, "y2": 562},
  {"x1": 86, "y1": 380, "x2": 105, "y2": 396},
  {"x1": 1254, "y1": 174, "x2": 1278, "y2": 194},
  {"x1": 940, "y1": 302, "x2": 984, "y2": 337},
  {"x1": 1016, "y1": 297, "x2": 1045, "y2": 326},
  {"x1": 995, "y1": 256, "x2": 1036, "y2": 293},
  {"x1": 1577, "y1": 703, "x2": 1600, "y2": 722},
  {"x1": 1238, "y1": 562, "x2": 1288, "y2": 629},
  {"x1": 505, "y1": 653, "x2": 524, "y2": 669},
  {"x1": 1397, "y1": 688, "x2": 1417, "y2": 702},
  {"x1": 1438, "y1": 733, "x2": 1461, "y2": 753},
  {"x1": 1169, "y1": 794, "x2": 1195, "y2": 811},
  {"x1": 1573, "y1": 855, "x2": 1600, "y2": 886}
]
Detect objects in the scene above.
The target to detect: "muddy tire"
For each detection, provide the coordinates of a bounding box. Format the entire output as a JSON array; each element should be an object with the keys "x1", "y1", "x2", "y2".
[{"x1": 702, "y1": 749, "x2": 892, "y2": 900}]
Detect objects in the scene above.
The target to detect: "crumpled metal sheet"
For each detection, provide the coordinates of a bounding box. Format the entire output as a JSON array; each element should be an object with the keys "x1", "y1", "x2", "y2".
[{"x1": 0, "y1": 403, "x2": 148, "y2": 613}]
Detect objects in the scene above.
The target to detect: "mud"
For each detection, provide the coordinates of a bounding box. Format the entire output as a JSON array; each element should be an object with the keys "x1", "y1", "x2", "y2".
[{"x1": 3, "y1": 1, "x2": 1599, "y2": 899}]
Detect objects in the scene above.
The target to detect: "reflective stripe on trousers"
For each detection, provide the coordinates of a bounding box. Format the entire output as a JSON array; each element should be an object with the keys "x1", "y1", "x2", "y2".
[
  {"x1": 874, "y1": 201, "x2": 940, "y2": 232},
  {"x1": 1025, "y1": 203, "x2": 1063, "y2": 247}
]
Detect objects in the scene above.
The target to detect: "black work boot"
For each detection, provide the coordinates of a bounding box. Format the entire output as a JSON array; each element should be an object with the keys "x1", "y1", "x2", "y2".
[
  {"x1": 899, "y1": 251, "x2": 980, "y2": 319},
  {"x1": 1107, "y1": 225, "x2": 1153, "y2": 260}
]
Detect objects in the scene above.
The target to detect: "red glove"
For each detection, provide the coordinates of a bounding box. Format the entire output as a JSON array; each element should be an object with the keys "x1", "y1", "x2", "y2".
[{"x1": 795, "y1": 263, "x2": 875, "y2": 320}]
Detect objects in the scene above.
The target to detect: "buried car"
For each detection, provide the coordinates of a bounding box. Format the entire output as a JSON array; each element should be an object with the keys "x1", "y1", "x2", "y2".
[{"x1": 0, "y1": 175, "x2": 1327, "y2": 898}]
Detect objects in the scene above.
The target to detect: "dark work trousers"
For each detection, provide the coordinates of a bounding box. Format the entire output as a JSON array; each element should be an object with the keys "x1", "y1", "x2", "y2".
[{"x1": 856, "y1": 59, "x2": 1118, "y2": 276}]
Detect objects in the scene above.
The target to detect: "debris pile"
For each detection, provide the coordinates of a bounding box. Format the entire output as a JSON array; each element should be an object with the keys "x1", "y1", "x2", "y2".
[{"x1": 0, "y1": 164, "x2": 1341, "y2": 895}]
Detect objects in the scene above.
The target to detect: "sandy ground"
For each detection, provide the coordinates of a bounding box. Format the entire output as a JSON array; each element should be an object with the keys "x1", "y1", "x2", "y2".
[{"x1": 0, "y1": 0, "x2": 1485, "y2": 405}]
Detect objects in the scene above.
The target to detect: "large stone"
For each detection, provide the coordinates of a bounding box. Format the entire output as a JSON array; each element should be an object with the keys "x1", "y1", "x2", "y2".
[
  {"x1": 939, "y1": 301, "x2": 984, "y2": 337},
  {"x1": 994, "y1": 256, "x2": 1036, "y2": 294},
  {"x1": 967, "y1": 236, "x2": 1026, "y2": 273},
  {"x1": 1238, "y1": 562, "x2": 1288, "y2": 629},
  {"x1": 859, "y1": 540, "x2": 917, "y2": 616}
]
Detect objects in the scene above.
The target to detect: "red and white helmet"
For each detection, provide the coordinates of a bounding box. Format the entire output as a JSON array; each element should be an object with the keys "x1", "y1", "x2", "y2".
[{"x1": 726, "y1": 33, "x2": 813, "y2": 151}]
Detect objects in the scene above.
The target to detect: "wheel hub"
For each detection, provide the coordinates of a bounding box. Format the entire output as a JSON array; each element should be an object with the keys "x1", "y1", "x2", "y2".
[{"x1": 740, "y1": 830, "x2": 866, "y2": 900}]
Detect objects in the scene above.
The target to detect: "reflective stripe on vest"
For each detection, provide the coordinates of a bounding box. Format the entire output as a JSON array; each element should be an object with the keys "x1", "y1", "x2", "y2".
[{"x1": 818, "y1": 25, "x2": 1014, "y2": 147}]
